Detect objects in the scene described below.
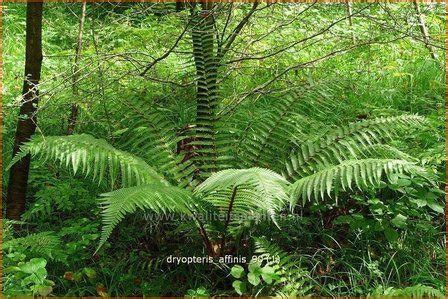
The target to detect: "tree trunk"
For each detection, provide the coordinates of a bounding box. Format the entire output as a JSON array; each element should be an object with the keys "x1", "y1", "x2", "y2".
[
  {"x1": 413, "y1": 1, "x2": 437, "y2": 60},
  {"x1": 67, "y1": 1, "x2": 87, "y2": 135},
  {"x1": 346, "y1": 2, "x2": 356, "y2": 44},
  {"x1": 6, "y1": 2, "x2": 44, "y2": 220}
]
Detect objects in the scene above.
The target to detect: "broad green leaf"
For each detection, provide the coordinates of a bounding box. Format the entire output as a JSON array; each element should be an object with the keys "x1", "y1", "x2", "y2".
[
  {"x1": 247, "y1": 272, "x2": 261, "y2": 286},
  {"x1": 230, "y1": 265, "x2": 245, "y2": 279},
  {"x1": 391, "y1": 214, "x2": 407, "y2": 229},
  {"x1": 232, "y1": 280, "x2": 246, "y2": 295},
  {"x1": 384, "y1": 226, "x2": 399, "y2": 243}
]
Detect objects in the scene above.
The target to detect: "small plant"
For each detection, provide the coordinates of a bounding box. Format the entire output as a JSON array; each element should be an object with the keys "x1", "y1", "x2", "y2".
[
  {"x1": 230, "y1": 262, "x2": 281, "y2": 296},
  {"x1": 230, "y1": 239, "x2": 314, "y2": 296},
  {"x1": 186, "y1": 287, "x2": 210, "y2": 297},
  {"x1": 4, "y1": 258, "x2": 55, "y2": 297},
  {"x1": 370, "y1": 284, "x2": 444, "y2": 297}
]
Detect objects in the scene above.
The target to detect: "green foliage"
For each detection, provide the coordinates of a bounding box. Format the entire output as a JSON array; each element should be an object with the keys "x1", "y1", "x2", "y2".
[
  {"x1": 195, "y1": 168, "x2": 289, "y2": 227},
  {"x1": 98, "y1": 183, "x2": 194, "y2": 249},
  {"x1": 115, "y1": 107, "x2": 199, "y2": 188},
  {"x1": 370, "y1": 284, "x2": 444, "y2": 297},
  {"x1": 14, "y1": 134, "x2": 428, "y2": 250},
  {"x1": 290, "y1": 158, "x2": 428, "y2": 206},
  {"x1": 254, "y1": 238, "x2": 314, "y2": 296},
  {"x1": 189, "y1": 6, "x2": 224, "y2": 180},
  {"x1": 4, "y1": 258, "x2": 55, "y2": 297},
  {"x1": 3, "y1": 232, "x2": 63, "y2": 260},
  {"x1": 22, "y1": 179, "x2": 97, "y2": 221},
  {"x1": 232, "y1": 88, "x2": 341, "y2": 170},
  {"x1": 3, "y1": 2, "x2": 445, "y2": 297},
  {"x1": 186, "y1": 287, "x2": 210, "y2": 297},
  {"x1": 284, "y1": 115, "x2": 425, "y2": 180},
  {"x1": 9, "y1": 134, "x2": 167, "y2": 188},
  {"x1": 230, "y1": 238, "x2": 314, "y2": 296}
]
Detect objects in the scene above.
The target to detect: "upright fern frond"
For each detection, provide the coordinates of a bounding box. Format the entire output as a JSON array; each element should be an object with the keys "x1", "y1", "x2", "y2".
[
  {"x1": 290, "y1": 159, "x2": 427, "y2": 206},
  {"x1": 9, "y1": 134, "x2": 167, "y2": 188},
  {"x1": 284, "y1": 115, "x2": 425, "y2": 181},
  {"x1": 254, "y1": 237, "x2": 299, "y2": 273},
  {"x1": 116, "y1": 108, "x2": 199, "y2": 189},
  {"x1": 235, "y1": 95, "x2": 311, "y2": 169},
  {"x1": 194, "y1": 168, "x2": 289, "y2": 227},
  {"x1": 231, "y1": 85, "x2": 341, "y2": 172},
  {"x1": 98, "y1": 183, "x2": 194, "y2": 250},
  {"x1": 190, "y1": 8, "x2": 221, "y2": 180}
]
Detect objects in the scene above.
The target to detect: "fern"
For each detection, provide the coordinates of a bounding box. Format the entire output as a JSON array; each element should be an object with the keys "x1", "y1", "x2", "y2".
[
  {"x1": 9, "y1": 105, "x2": 430, "y2": 254},
  {"x1": 284, "y1": 115, "x2": 425, "y2": 181},
  {"x1": 372, "y1": 284, "x2": 444, "y2": 297},
  {"x1": 398, "y1": 285, "x2": 444, "y2": 297},
  {"x1": 254, "y1": 238, "x2": 314, "y2": 296},
  {"x1": 3, "y1": 232, "x2": 62, "y2": 260},
  {"x1": 231, "y1": 84, "x2": 343, "y2": 172},
  {"x1": 116, "y1": 108, "x2": 199, "y2": 189},
  {"x1": 189, "y1": 7, "x2": 221, "y2": 179},
  {"x1": 290, "y1": 159, "x2": 427, "y2": 206},
  {"x1": 11, "y1": 133, "x2": 428, "y2": 250},
  {"x1": 98, "y1": 183, "x2": 194, "y2": 250},
  {"x1": 9, "y1": 134, "x2": 168, "y2": 188},
  {"x1": 194, "y1": 168, "x2": 289, "y2": 227},
  {"x1": 362, "y1": 144, "x2": 417, "y2": 161}
]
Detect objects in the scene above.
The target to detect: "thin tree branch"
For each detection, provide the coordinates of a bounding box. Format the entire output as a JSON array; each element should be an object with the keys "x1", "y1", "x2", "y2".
[
  {"x1": 413, "y1": 0, "x2": 438, "y2": 59},
  {"x1": 218, "y1": 2, "x2": 265, "y2": 58},
  {"x1": 67, "y1": 0, "x2": 87, "y2": 135},
  {"x1": 139, "y1": 20, "x2": 190, "y2": 76},
  {"x1": 219, "y1": 35, "x2": 407, "y2": 117},
  {"x1": 360, "y1": 8, "x2": 445, "y2": 50},
  {"x1": 228, "y1": 3, "x2": 371, "y2": 64}
]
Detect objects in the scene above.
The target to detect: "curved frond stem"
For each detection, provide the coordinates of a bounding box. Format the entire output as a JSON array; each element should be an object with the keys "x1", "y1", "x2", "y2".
[{"x1": 195, "y1": 168, "x2": 289, "y2": 227}]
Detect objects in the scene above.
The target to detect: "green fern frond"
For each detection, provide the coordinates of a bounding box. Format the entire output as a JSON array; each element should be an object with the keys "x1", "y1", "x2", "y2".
[
  {"x1": 202, "y1": 188, "x2": 277, "y2": 233},
  {"x1": 3, "y1": 232, "x2": 61, "y2": 259},
  {"x1": 98, "y1": 183, "x2": 194, "y2": 250},
  {"x1": 195, "y1": 168, "x2": 289, "y2": 227},
  {"x1": 232, "y1": 86, "x2": 340, "y2": 171},
  {"x1": 117, "y1": 112, "x2": 199, "y2": 189},
  {"x1": 190, "y1": 8, "x2": 220, "y2": 180},
  {"x1": 398, "y1": 285, "x2": 444, "y2": 297},
  {"x1": 9, "y1": 134, "x2": 167, "y2": 188},
  {"x1": 195, "y1": 168, "x2": 288, "y2": 193},
  {"x1": 284, "y1": 115, "x2": 425, "y2": 181},
  {"x1": 254, "y1": 237, "x2": 298, "y2": 271},
  {"x1": 363, "y1": 144, "x2": 417, "y2": 161},
  {"x1": 290, "y1": 159, "x2": 427, "y2": 206},
  {"x1": 254, "y1": 238, "x2": 313, "y2": 296},
  {"x1": 372, "y1": 284, "x2": 444, "y2": 297}
]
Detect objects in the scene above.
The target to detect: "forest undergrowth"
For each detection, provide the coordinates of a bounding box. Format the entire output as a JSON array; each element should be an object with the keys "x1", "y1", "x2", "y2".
[{"x1": 2, "y1": 2, "x2": 446, "y2": 297}]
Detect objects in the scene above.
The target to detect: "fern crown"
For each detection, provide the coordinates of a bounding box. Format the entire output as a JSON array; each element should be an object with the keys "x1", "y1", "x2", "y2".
[{"x1": 12, "y1": 105, "x2": 429, "y2": 249}]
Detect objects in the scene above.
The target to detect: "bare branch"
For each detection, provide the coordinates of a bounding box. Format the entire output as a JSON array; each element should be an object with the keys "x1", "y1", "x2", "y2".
[
  {"x1": 219, "y1": 35, "x2": 407, "y2": 117},
  {"x1": 228, "y1": 3, "x2": 372, "y2": 64},
  {"x1": 139, "y1": 20, "x2": 190, "y2": 76},
  {"x1": 218, "y1": 2, "x2": 268, "y2": 58}
]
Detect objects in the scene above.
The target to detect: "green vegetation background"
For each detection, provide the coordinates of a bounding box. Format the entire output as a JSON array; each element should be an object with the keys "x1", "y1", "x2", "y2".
[{"x1": 2, "y1": 2, "x2": 446, "y2": 297}]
